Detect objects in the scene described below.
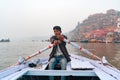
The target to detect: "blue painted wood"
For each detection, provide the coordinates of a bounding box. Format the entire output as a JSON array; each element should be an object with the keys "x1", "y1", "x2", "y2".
[
  {"x1": 0, "y1": 64, "x2": 27, "y2": 79},
  {"x1": 94, "y1": 68, "x2": 117, "y2": 80},
  {"x1": 25, "y1": 70, "x2": 97, "y2": 76},
  {"x1": 0, "y1": 54, "x2": 120, "y2": 80},
  {"x1": 70, "y1": 54, "x2": 120, "y2": 80},
  {"x1": 1, "y1": 68, "x2": 29, "y2": 80}
]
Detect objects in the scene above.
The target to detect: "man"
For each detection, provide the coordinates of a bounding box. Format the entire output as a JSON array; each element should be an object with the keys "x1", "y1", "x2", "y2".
[{"x1": 49, "y1": 26, "x2": 71, "y2": 80}]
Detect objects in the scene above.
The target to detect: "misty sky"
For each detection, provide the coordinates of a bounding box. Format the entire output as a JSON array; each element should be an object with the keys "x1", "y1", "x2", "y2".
[{"x1": 0, "y1": 0, "x2": 119, "y2": 39}]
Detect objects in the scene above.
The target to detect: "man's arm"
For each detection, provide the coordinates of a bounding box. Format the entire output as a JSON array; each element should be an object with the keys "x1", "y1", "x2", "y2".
[
  {"x1": 50, "y1": 36, "x2": 60, "y2": 46},
  {"x1": 50, "y1": 36, "x2": 55, "y2": 44}
]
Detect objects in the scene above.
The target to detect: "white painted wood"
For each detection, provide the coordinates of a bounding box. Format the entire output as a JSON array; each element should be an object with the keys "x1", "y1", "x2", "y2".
[
  {"x1": 91, "y1": 61, "x2": 120, "y2": 80},
  {"x1": 0, "y1": 64, "x2": 27, "y2": 79},
  {"x1": 66, "y1": 62, "x2": 71, "y2": 70},
  {"x1": 70, "y1": 54, "x2": 120, "y2": 80},
  {"x1": 71, "y1": 58, "x2": 94, "y2": 70},
  {"x1": 0, "y1": 54, "x2": 120, "y2": 80},
  {"x1": 94, "y1": 68, "x2": 117, "y2": 80},
  {"x1": 25, "y1": 70, "x2": 97, "y2": 76},
  {"x1": 1, "y1": 68, "x2": 29, "y2": 80}
]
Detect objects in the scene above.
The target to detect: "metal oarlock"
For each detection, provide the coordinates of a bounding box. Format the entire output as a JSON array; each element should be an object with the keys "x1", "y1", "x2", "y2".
[{"x1": 18, "y1": 56, "x2": 25, "y2": 64}]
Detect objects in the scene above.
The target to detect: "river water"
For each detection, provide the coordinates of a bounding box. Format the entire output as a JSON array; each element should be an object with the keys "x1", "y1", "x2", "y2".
[{"x1": 0, "y1": 40, "x2": 120, "y2": 70}]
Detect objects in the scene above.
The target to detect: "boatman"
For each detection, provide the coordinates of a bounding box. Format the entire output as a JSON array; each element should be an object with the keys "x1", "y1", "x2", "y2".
[{"x1": 49, "y1": 26, "x2": 71, "y2": 80}]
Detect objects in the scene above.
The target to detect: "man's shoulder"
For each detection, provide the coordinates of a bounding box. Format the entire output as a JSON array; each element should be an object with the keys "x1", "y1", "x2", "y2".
[
  {"x1": 50, "y1": 34, "x2": 67, "y2": 39},
  {"x1": 50, "y1": 35, "x2": 57, "y2": 40},
  {"x1": 50, "y1": 35, "x2": 56, "y2": 38},
  {"x1": 62, "y1": 34, "x2": 67, "y2": 39}
]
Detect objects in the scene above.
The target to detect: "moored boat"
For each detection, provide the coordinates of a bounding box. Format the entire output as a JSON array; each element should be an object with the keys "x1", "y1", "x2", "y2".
[{"x1": 0, "y1": 39, "x2": 10, "y2": 42}]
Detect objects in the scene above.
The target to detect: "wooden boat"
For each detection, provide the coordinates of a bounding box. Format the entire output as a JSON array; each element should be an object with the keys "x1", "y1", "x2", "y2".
[
  {"x1": 0, "y1": 38, "x2": 120, "y2": 80},
  {"x1": 0, "y1": 54, "x2": 120, "y2": 80},
  {"x1": 0, "y1": 39, "x2": 10, "y2": 42},
  {"x1": 80, "y1": 40, "x2": 89, "y2": 43},
  {"x1": 114, "y1": 40, "x2": 120, "y2": 43}
]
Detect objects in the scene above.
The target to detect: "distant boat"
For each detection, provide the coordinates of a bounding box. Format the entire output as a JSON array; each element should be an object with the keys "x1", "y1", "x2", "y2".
[
  {"x1": 0, "y1": 39, "x2": 10, "y2": 42},
  {"x1": 80, "y1": 40, "x2": 89, "y2": 43},
  {"x1": 114, "y1": 40, "x2": 120, "y2": 43}
]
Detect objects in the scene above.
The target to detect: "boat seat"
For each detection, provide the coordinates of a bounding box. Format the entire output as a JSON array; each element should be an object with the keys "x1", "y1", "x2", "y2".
[{"x1": 71, "y1": 58, "x2": 94, "y2": 70}]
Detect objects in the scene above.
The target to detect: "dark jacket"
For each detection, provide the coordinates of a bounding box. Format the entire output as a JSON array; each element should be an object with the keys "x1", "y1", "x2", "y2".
[{"x1": 49, "y1": 35, "x2": 71, "y2": 62}]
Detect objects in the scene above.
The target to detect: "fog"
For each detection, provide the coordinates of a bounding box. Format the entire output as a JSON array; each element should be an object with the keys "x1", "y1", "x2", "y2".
[{"x1": 0, "y1": 0, "x2": 119, "y2": 39}]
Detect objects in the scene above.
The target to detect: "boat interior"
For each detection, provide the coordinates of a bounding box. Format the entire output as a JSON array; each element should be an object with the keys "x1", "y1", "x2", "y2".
[
  {"x1": 0, "y1": 54, "x2": 119, "y2": 80},
  {"x1": 17, "y1": 63, "x2": 100, "y2": 80}
]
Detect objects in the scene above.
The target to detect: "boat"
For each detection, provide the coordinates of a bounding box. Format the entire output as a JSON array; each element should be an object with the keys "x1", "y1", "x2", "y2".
[
  {"x1": 0, "y1": 54, "x2": 120, "y2": 80},
  {"x1": 0, "y1": 39, "x2": 10, "y2": 42},
  {"x1": 0, "y1": 38, "x2": 120, "y2": 80},
  {"x1": 114, "y1": 40, "x2": 120, "y2": 43},
  {"x1": 114, "y1": 41, "x2": 120, "y2": 43},
  {"x1": 80, "y1": 40, "x2": 89, "y2": 43}
]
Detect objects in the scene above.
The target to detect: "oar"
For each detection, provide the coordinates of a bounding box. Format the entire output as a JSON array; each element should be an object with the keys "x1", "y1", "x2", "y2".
[
  {"x1": 65, "y1": 39, "x2": 115, "y2": 66},
  {"x1": 0, "y1": 44, "x2": 56, "y2": 76},
  {"x1": 61, "y1": 38, "x2": 108, "y2": 64},
  {"x1": 16, "y1": 44, "x2": 55, "y2": 65},
  {"x1": 17, "y1": 37, "x2": 106, "y2": 65}
]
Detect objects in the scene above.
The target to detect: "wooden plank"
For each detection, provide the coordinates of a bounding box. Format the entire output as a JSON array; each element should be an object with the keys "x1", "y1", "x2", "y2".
[
  {"x1": 0, "y1": 64, "x2": 27, "y2": 79},
  {"x1": 25, "y1": 70, "x2": 97, "y2": 76},
  {"x1": 94, "y1": 68, "x2": 117, "y2": 80},
  {"x1": 71, "y1": 58, "x2": 94, "y2": 70},
  {"x1": 1, "y1": 68, "x2": 29, "y2": 80},
  {"x1": 91, "y1": 61, "x2": 120, "y2": 80},
  {"x1": 71, "y1": 54, "x2": 120, "y2": 79}
]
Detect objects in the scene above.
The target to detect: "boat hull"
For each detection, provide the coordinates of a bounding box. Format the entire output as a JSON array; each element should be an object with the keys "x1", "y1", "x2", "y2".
[{"x1": 0, "y1": 54, "x2": 120, "y2": 80}]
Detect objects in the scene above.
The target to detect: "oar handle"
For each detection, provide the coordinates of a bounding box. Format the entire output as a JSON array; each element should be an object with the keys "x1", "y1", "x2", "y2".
[{"x1": 62, "y1": 38, "x2": 101, "y2": 61}]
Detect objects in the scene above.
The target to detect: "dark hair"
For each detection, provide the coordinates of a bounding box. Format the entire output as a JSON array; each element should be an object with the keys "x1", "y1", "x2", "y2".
[{"x1": 53, "y1": 26, "x2": 61, "y2": 32}]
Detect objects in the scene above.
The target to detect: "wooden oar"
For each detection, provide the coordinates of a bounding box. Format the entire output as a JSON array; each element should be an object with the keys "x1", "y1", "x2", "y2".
[
  {"x1": 17, "y1": 37, "x2": 106, "y2": 65},
  {"x1": 61, "y1": 38, "x2": 104, "y2": 62},
  {"x1": 0, "y1": 44, "x2": 56, "y2": 78},
  {"x1": 16, "y1": 44, "x2": 55, "y2": 65},
  {"x1": 63, "y1": 38, "x2": 116, "y2": 65}
]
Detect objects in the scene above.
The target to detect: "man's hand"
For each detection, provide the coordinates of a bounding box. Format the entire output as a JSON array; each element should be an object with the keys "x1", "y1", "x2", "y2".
[
  {"x1": 53, "y1": 40, "x2": 58, "y2": 46},
  {"x1": 57, "y1": 40, "x2": 61, "y2": 44},
  {"x1": 53, "y1": 40, "x2": 61, "y2": 46},
  {"x1": 57, "y1": 35, "x2": 64, "y2": 40}
]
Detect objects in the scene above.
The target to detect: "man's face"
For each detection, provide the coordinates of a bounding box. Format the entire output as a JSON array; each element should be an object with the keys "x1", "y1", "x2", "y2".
[{"x1": 54, "y1": 29, "x2": 61, "y2": 36}]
